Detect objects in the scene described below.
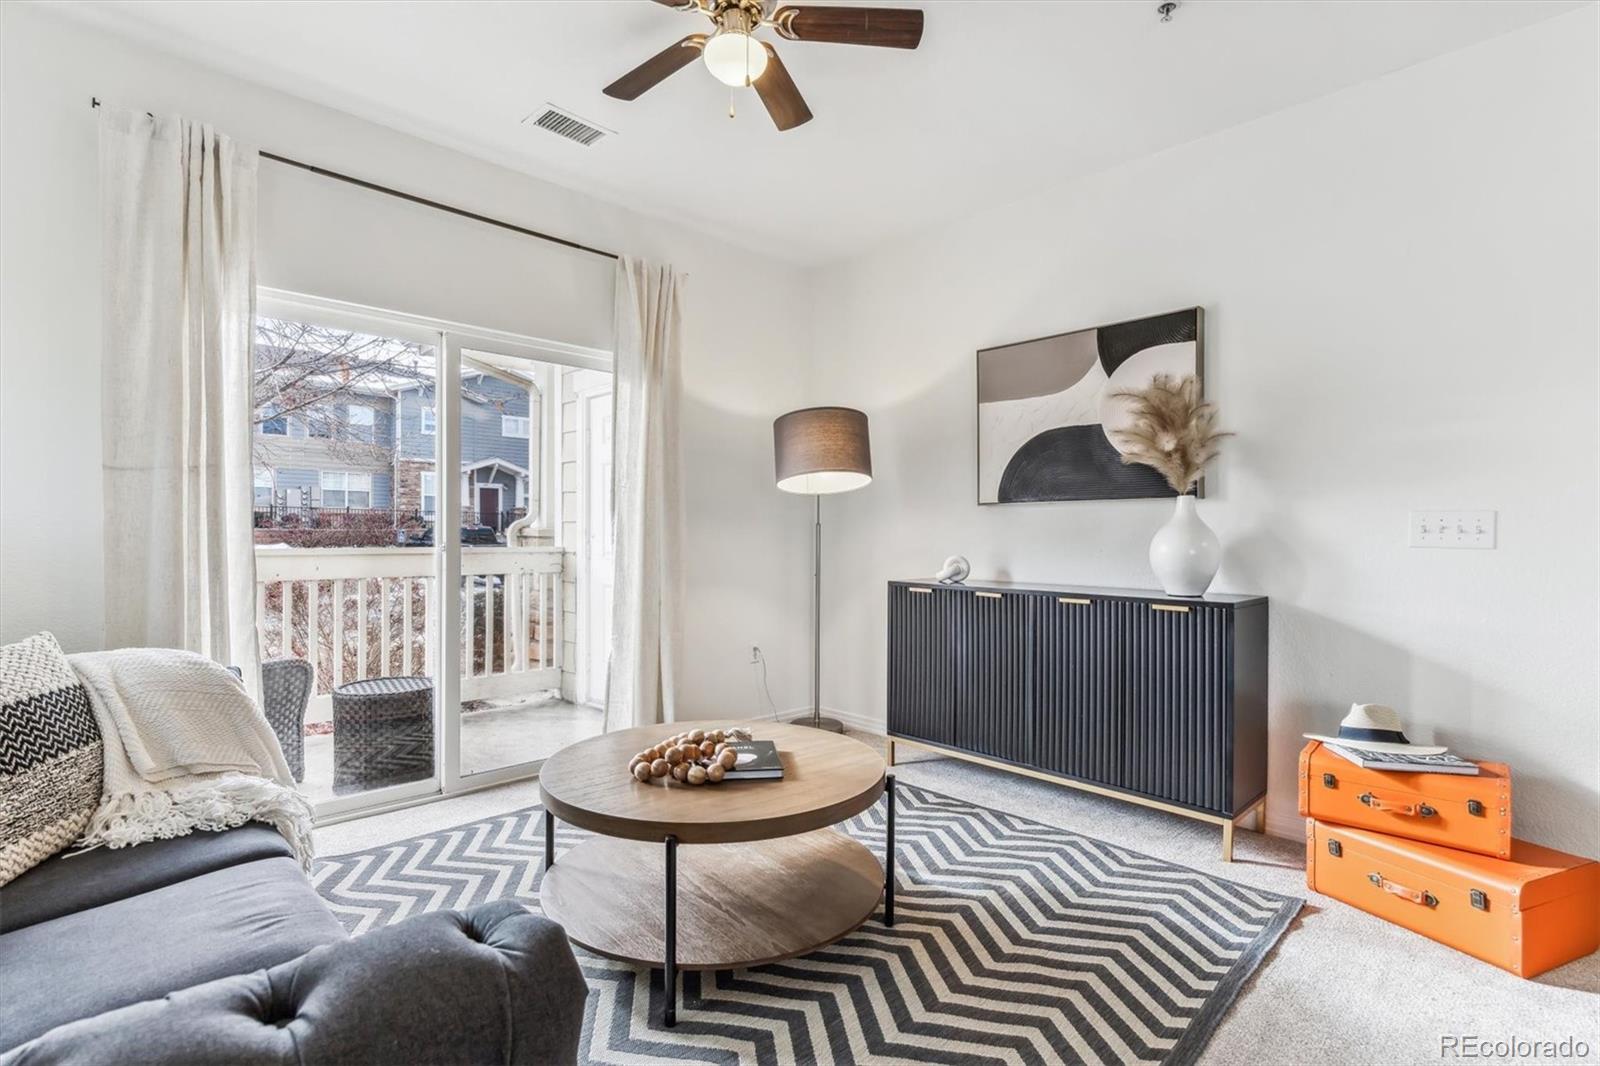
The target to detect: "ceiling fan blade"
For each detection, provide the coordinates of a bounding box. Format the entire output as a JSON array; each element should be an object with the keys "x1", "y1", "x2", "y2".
[
  {"x1": 753, "y1": 44, "x2": 813, "y2": 132},
  {"x1": 650, "y1": 0, "x2": 701, "y2": 8},
  {"x1": 603, "y1": 34, "x2": 708, "y2": 101},
  {"x1": 771, "y1": 6, "x2": 923, "y2": 49}
]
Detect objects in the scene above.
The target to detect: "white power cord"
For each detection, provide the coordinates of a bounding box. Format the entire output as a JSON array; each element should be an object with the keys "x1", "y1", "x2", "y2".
[{"x1": 751, "y1": 647, "x2": 781, "y2": 721}]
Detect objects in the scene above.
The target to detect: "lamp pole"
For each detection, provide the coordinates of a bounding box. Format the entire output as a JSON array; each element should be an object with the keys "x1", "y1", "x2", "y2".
[
  {"x1": 798, "y1": 489, "x2": 843, "y2": 731},
  {"x1": 811, "y1": 493, "x2": 824, "y2": 729}
]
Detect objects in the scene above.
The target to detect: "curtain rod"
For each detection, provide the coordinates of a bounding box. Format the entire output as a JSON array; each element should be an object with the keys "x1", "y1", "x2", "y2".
[{"x1": 90, "y1": 97, "x2": 620, "y2": 263}]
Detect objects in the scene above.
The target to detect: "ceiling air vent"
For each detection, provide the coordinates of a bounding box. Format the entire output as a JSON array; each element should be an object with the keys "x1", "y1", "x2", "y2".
[{"x1": 525, "y1": 105, "x2": 611, "y2": 147}]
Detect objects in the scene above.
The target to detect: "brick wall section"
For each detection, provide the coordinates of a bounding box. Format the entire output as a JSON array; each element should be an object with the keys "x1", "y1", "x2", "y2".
[{"x1": 395, "y1": 458, "x2": 431, "y2": 514}]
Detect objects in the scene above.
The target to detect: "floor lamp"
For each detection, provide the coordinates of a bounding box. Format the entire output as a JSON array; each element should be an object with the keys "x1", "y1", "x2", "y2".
[{"x1": 773, "y1": 406, "x2": 873, "y2": 733}]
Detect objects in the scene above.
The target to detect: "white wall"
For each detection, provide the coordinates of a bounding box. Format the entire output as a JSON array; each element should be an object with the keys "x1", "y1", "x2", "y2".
[
  {"x1": 0, "y1": 1, "x2": 816, "y2": 719},
  {"x1": 808, "y1": 9, "x2": 1599, "y2": 852}
]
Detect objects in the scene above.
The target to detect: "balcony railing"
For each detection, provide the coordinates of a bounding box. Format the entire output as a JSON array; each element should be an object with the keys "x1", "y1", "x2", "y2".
[{"x1": 254, "y1": 544, "x2": 564, "y2": 722}]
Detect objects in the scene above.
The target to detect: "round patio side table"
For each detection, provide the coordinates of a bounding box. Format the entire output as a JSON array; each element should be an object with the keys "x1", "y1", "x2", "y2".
[{"x1": 331, "y1": 676, "x2": 434, "y2": 795}]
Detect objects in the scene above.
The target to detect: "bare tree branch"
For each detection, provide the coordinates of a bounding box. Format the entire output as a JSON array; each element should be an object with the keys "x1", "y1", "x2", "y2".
[{"x1": 253, "y1": 318, "x2": 435, "y2": 466}]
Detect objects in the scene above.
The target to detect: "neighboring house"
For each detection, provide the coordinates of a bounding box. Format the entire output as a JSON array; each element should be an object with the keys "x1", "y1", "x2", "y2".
[
  {"x1": 253, "y1": 388, "x2": 397, "y2": 512},
  {"x1": 393, "y1": 372, "x2": 538, "y2": 530},
  {"x1": 254, "y1": 359, "x2": 538, "y2": 533}
]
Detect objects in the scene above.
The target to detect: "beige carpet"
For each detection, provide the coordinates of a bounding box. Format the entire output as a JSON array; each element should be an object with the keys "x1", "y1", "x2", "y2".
[{"x1": 316, "y1": 733, "x2": 1600, "y2": 1066}]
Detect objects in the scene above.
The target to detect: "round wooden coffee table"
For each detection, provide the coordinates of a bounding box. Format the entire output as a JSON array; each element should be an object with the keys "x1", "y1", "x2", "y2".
[{"x1": 538, "y1": 721, "x2": 894, "y2": 1027}]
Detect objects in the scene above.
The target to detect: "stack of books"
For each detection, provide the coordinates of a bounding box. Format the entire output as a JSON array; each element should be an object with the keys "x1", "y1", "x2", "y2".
[{"x1": 1323, "y1": 744, "x2": 1480, "y2": 775}]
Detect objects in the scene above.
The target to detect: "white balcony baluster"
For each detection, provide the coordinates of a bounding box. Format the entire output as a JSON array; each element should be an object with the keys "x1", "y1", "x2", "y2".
[{"x1": 255, "y1": 546, "x2": 563, "y2": 726}]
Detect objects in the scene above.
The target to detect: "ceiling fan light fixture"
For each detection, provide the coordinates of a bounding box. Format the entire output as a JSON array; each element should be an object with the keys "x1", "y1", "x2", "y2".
[{"x1": 703, "y1": 28, "x2": 768, "y2": 87}]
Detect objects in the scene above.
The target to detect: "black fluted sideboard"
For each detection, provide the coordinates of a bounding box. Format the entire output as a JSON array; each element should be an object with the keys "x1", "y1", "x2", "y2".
[{"x1": 885, "y1": 579, "x2": 1268, "y2": 859}]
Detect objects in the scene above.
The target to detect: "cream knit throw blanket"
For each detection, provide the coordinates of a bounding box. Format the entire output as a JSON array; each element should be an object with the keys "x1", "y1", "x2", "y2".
[{"x1": 68, "y1": 649, "x2": 314, "y2": 870}]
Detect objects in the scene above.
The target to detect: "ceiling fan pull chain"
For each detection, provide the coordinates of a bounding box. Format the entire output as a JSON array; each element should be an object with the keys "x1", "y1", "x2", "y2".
[{"x1": 728, "y1": 86, "x2": 736, "y2": 119}]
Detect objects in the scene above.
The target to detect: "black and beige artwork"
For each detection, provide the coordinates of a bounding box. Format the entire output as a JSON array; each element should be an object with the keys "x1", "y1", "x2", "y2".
[{"x1": 977, "y1": 307, "x2": 1203, "y2": 503}]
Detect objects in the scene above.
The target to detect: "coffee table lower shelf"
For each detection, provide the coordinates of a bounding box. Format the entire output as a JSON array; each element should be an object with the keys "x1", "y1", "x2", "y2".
[{"x1": 540, "y1": 828, "x2": 883, "y2": 972}]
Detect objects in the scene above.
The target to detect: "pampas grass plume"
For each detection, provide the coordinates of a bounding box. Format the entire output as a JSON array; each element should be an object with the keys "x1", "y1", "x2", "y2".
[{"x1": 1109, "y1": 374, "x2": 1230, "y2": 494}]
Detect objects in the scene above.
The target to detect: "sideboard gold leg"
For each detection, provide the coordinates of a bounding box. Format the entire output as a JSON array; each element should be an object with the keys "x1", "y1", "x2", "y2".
[
  {"x1": 885, "y1": 738, "x2": 896, "y2": 767},
  {"x1": 1221, "y1": 819, "x2": 1235, "y2": 863},
  {"x1": 1254, "y1": 798, "x2": 1267, "y2": 833}
]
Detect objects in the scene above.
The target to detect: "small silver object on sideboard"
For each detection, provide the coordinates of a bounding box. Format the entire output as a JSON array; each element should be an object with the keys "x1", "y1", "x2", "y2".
[{"x1": 934, "y1": 556, "x2": 970, "y2": 584}]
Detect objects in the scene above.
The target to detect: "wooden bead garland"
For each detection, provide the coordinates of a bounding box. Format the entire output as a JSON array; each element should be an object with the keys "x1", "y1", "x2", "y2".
[{"x1": 625, "y1": 727, "x2": 753, "y2": 787}]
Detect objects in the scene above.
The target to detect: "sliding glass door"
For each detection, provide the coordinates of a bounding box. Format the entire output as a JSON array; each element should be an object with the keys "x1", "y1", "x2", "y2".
[
  {"x1": 255, "y1": 292, "x2": 611, "y2": 819},
  {"x1": 252, "y1": 306, "x2": 444, "y2": 817},
  {"x1": 440, "y1": 334, "x2": 610, "y2": 792}
]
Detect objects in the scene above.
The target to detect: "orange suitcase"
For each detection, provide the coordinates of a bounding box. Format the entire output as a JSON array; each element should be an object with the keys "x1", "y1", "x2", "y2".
[
  {"x1": 1307, "y1": 819, "x2": 1600, "y2": 978},
  {"x1": 1298, "y1": 740, "x2": 1511, "y2": 858}
]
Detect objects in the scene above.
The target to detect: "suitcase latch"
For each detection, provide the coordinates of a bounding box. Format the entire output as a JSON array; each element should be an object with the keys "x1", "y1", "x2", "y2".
[
  {"x1": 1467, "y1": 799, "x2": 1485, "y2": 816},
  {"x1": 1327, "y1": 839, "x2": 1342, "y2": 857},
  {"x1": 1470, "y1": 889, "x2": 1489, "y2": 911},
  {"x1": 1322, "y1": 772, "x2": 1337, "y2": 788}
]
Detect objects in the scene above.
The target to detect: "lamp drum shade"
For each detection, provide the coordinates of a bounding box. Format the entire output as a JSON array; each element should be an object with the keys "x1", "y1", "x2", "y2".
[{"x1": 774, "y1": 406, "x2": 872, "y2": 495}]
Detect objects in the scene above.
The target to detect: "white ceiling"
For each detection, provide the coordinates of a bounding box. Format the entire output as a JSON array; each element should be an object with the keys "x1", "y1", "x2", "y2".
[{"x1": 60, "y1": 0, "x2": 1583, "y2": 265}]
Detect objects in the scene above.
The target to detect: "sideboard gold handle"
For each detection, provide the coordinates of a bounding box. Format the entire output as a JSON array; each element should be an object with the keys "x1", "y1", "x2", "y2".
[
  {"x1": 1151, "y1": 603, "x2": 1192, "y2": 614},
  {"x1": 1058, "y1": 597, "x2": 1091, "y2": 606},
  {"x1": 908, "y1": 587, "x2": 933, "y2": 595},
  {"x1": 975, "y1": 591, "x2": 1002, "y2": 600}
]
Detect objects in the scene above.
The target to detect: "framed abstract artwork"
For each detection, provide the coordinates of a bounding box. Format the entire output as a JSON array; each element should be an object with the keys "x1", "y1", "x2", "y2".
[{"x1": 977, "y1": 307, "x2": 1204, "y2": 504}]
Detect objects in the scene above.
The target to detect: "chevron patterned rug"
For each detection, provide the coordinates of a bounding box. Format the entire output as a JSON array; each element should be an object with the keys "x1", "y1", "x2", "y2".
[{"x1": 313, "y1": 784, "x2": 1300, "y2": 1066}]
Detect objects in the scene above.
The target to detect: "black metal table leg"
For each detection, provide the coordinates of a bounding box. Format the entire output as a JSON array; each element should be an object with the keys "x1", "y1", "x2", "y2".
[
  {"x1": 664, "y1": 834, "x2": 679, "y2": 1028},
  {"x1": 884, "y1": 774, "x2": 896, "y2": 927},
  {"x1": 544, "y1": 808, "x2": 555, "y2": 872}
]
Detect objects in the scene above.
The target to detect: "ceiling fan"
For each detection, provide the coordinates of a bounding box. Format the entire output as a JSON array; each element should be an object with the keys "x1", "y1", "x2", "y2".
[{"x1": 603, "y1": 0, "x2": 925, "y2": 132}]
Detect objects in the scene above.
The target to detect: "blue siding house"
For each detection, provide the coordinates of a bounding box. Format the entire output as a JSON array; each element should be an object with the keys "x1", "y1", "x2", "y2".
[
  {"x1": 392, "y1": 374, "x2": 536, "y2": 529},
  {"x1": 254, "y1": 372, "x2": 535, "y2": 533}
]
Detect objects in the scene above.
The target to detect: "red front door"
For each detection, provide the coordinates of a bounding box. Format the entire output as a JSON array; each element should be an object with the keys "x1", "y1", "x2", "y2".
[{"x1": 477, "y1": 486, "x2": 499, "y2": 530}]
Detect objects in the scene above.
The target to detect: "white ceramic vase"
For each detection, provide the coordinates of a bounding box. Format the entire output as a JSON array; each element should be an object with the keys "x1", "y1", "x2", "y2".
[{"x1": 1149, "y1": 494, "x2": 1221, "y2": 597}]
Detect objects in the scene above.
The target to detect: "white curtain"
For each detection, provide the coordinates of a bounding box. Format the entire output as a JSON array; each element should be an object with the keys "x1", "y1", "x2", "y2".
[
  {"x1": 605, "y1": 257, "x2": 684, "y2": 730},
  {"x1": 99, "y1": 107, "x2": 262, "y2": 692}
]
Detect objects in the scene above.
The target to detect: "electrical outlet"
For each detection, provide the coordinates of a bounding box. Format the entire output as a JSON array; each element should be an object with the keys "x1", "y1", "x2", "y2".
[{"x1": 1408, "y1": 510, "x2": 1496, "y2": 549}]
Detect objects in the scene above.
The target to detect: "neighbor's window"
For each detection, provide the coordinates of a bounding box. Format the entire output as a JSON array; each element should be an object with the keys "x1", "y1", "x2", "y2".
[
  {"x1": 347, "y1": 403, "x2": 376, "y2": 443},
  {"x1": 261, "y1": 404, "x2": 287, "y2": 436},
  {"x1": 254, "y1": 468, "x2": 274, "y2": 507},
  {"x1": 420, "y1": 470, "x2": 437, "y2": 518},
  {"x1": 320, "y1": 470, "x2": 372, "y2": 509},
  {"x1": 501, "y1": 415, "x2": 530, "y2": 438},
  {"x1": 420, "y1": 406, "x2": 436, "y2": 435}
]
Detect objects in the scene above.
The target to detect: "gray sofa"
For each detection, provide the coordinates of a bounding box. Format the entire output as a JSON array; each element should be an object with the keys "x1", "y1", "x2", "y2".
[{"x1": 0, "y1": 824, "x2": 587, "y2": 1064}]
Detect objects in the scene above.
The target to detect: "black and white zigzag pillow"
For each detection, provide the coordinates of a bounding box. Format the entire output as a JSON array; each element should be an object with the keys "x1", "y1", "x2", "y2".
[{"x1": 0, "y1": 632, "x2": 104, "y2": 886}]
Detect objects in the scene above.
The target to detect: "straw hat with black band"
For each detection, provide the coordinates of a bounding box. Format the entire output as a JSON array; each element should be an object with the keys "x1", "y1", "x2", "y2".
[{"x1": 1303, "y1": 703, "x2": 1447, "y2": 756}]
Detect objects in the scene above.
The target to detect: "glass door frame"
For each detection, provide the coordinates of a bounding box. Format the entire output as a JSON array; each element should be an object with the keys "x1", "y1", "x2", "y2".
[
  {"x1": 258, "y1": 288, "x2": 611, "y2": 820},
  {"x1": 437, "y1": 329, "x2": 610, "y2": 795}
]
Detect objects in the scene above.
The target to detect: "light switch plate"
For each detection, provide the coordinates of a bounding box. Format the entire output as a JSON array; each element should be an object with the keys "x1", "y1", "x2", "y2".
[{"x1": 1409, "y1": 510, "x2": 1496, "y2": 549}]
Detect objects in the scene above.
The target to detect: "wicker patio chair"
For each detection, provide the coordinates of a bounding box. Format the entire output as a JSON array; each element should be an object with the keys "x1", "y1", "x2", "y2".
[{"x1": 261, "y1": 657, "x2": 313, "y2": 782}]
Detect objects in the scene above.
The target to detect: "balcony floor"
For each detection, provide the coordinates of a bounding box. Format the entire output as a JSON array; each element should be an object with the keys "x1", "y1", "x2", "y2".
[{"x1": 300, "y1": 693, "x2": 604, "y2": 803}]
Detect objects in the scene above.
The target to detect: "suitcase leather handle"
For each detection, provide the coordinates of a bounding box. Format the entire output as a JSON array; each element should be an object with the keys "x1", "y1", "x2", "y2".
[
  {"x1": 1368, "y1": 872, "x2": 1438, "y2": 907},
  {"x1": 1358, "y1": 790, "x2": 1436, "y2": 818}
]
